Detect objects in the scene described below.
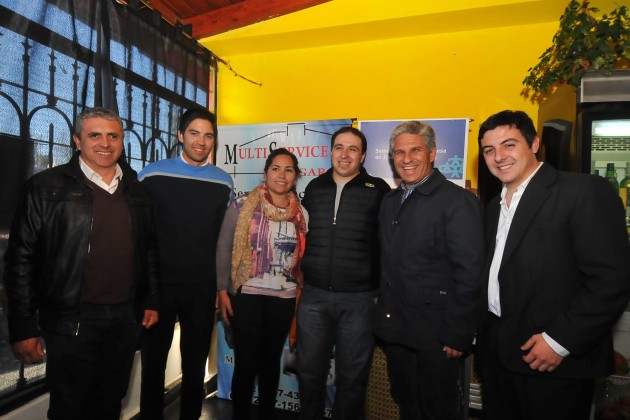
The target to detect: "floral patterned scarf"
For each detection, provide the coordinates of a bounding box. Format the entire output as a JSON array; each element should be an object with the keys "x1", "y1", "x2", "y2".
[{"x1": 230, "y1": 183, "x2": 307, "y2": 294}]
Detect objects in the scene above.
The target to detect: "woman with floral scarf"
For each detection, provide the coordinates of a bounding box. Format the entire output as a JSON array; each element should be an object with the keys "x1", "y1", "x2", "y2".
[{"x1": 216, "y1": 148, "x2": 307, "y2": 420}]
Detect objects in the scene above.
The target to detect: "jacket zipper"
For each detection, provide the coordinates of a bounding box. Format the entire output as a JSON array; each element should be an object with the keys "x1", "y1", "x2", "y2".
[{"x1": 74, "y1": 182, "x2": 94, "y2": 336}]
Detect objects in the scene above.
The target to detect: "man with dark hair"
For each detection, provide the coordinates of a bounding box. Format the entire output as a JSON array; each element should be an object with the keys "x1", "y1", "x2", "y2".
[
  {"x1": 478, "y1": 110, "x2": 630, "y2": 420},
  {"x1": 4, "y1": 107, "x2": 159, "y2": 419},
  {"x1": 297, "y1": 126, "x2": 390, "y2": 420},
  {"x1": 139, "y1": 107, "x2": 233, "y2": 420},
  {"x1": 373, "y1": 120, "x2": 484, "y2": 420}
]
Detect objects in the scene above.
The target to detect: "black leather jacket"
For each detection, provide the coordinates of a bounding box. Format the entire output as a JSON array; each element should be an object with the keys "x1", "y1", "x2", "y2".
[{"x1": 3, "y1": 152, "x2": 159, "y2": 343}]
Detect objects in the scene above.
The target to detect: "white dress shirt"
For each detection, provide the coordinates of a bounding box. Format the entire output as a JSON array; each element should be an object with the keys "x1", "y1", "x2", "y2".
[
  {"x1": 79, "y1": 157, "x2": 123, "y2": 194},
  {"x1": 487, "y1": 162, "x2": 569, "y2": 357}
]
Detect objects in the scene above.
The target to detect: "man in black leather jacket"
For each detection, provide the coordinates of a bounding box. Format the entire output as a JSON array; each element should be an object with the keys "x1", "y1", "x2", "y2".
[{"x1": 3, "y1": 107, "x2": 159, "y2": 420}]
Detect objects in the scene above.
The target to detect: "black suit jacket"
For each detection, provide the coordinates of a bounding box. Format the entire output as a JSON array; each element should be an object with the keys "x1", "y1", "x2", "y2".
[{"x1": 480, "y1": 163, "x2": 630, "y2": 378}]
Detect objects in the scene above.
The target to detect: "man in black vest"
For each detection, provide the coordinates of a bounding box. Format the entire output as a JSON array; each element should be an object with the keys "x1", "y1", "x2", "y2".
[
  {"x1": 297, "y1": 126, "x2": 390, "y2": 420},
  {"x1": 3, "y1": 107, "x2": 159, "y2": 419}
]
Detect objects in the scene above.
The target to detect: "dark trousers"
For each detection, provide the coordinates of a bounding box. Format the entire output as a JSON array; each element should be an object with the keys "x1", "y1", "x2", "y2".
[
  {"x1": 229, "y1": 292, "x2": 296, "y2": 420},
  {"x1": 296, "y1": 285, "x2": 376, "y2": 420},
  {"x1": 382, "y1": 341, "x2": 463, "y2": 420},
  {"x1": 43, "y1": 303, "x2": 140, "y2": 420},
  {"x1": 140, "y1": 282, "x2": 216, "y2": 420},
  {"x1": 479, "y1": 312, "x2": 594, "y2": 420}
]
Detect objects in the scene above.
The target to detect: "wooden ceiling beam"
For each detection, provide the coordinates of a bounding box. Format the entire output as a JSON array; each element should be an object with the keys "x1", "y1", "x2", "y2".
[
  {"x1": 144, "y1": 0, "x2": 185, "y2": 25},
  {"x1": 184, "y1": 0, "x2": 331, "y2": 39}
]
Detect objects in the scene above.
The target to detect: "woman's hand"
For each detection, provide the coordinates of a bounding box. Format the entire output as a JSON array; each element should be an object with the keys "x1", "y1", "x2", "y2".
[{"x1": 217, "y1": 290, "x2": 233, "y2": 325}]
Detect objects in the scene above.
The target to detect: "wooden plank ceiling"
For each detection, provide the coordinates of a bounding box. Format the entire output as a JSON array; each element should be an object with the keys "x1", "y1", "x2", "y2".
[{"x1": 144, "y1": 0, "x2": 331, "y2": 39}]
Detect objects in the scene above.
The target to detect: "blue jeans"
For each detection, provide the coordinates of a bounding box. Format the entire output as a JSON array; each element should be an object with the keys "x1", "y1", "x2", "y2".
[{"x1": 296, "y1": 285, "x2": 377, "y2": 420}]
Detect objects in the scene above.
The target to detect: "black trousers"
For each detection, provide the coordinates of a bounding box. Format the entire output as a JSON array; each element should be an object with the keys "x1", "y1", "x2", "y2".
[
  {"x1": 229, "y1": 292, "x2": 296, "y2": 420},
  {"x1": 382, "y1": 341, "x2": 464, "y2": 420},
  {"x1": 479, "y1": 312, "x2": 595, "y2": 420},
  {"x1": 43, "y1": 303, "x2": 140, "y2": 420},
  {"x1": 140, "y1": 282, "x2": 216, "y2": 420}
]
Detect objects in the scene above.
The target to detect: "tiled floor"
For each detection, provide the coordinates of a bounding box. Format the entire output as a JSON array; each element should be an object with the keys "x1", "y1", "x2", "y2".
[
  {"x1": 163, "y1": 393, "x2": 482, "y2": 420},
  {"x1": 163, "y1": 393, "x2": 300, "y2": 420}
]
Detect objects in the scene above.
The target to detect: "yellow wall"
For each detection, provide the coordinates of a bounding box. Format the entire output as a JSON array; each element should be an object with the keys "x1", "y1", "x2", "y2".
[{"x1": 210, "y1": 21, "x2": 558, "y2": 186}]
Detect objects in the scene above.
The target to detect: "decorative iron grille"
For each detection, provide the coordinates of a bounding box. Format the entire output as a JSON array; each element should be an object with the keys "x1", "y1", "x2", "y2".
[{"x1": 0, "y1": 0, "x2": 216, "y2": 410}]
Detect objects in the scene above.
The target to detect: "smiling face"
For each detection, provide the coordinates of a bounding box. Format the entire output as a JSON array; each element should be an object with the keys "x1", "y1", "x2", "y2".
[
  {"x1": 264, "y1": 154, "x2": 297, "y2": 204},
  {"x1": 73, "y1": 117, "x2": 123, "y2": 182},
  {"x1": 480, "y1": 124, "x2": 540, "y2": 193},
  {"x1": 178, "y1": 118, "x2": 215, "y2": 166},
  {"x1": 331, "y1": 132, "x2": 365, "y2": 183},
  {"x1": 392, "y1": 133, "x2": 436, "y2": 185}
]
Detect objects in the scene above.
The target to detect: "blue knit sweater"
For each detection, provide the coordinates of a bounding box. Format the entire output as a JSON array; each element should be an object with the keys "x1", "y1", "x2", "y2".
[{"x1": 139, "y1": 157, "x2": 233, "y2": 285}]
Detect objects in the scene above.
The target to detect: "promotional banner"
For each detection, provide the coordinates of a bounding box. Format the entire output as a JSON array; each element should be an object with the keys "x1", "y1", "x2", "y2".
[
  {"x1": 359, "y1": 119, "x2": 470, "y2": 188},
  {"x1": 215, "y1": 119, "x2": 351, "y2": 417},
  {"x1": 217, "y1": 119, "x2": 352, "y2": 198}
]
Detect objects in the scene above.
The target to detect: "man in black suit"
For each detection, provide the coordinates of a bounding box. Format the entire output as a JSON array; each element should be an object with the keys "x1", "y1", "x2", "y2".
[{"x1": 477, "y1": 110, "x2": 630, "y2": 420}]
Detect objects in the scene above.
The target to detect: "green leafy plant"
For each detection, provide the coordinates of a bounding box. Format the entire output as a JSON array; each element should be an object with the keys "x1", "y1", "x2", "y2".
[{"x1": 523, "y1": 0, "x2": 630, "y2": 95}]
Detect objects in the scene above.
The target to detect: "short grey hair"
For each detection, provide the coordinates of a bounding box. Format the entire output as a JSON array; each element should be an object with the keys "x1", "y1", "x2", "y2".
[
  {"x1": 389, "y1": 121, "x2": 436, "y2": 155},
  {"x1": 74, "y1": 107, "x2": 123, "y2": 137}
]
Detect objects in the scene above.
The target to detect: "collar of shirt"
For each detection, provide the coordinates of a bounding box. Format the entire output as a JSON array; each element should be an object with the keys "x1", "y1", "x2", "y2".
[
  {"x1": 400, "y1": 171, "x2": 434, "y2": 200},
  {"x1": 180, "y1": 154, "x2": 209, "y2": 167},
  {"x1": 79, "y1": 157, "x2": 123, "y2": 194},
  {"x1": 400, "y1": 171, "x2": 433, "y2": 203},
  {"x1": 499, "y1": 162, "x2": 543, "y2": 208}
]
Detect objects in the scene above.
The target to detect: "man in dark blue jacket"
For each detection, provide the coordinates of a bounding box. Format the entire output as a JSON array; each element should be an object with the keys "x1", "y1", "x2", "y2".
[
  {"x1": 297, "y1": 126, "x2": 390, "y2": 420},
  {"x1": 373, "y1": 121, "x2": 484, "y2": 420}
]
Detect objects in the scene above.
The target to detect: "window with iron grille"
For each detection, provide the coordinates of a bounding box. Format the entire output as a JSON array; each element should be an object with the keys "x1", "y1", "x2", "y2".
[{"x1": 0, "y1": 0, "x2": 216, "y2": 411}]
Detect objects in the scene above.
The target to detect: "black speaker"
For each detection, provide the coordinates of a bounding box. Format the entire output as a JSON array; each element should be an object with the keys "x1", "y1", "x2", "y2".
[
  {"x1": 0, "y1": 135, "x2": 34, "y2": 232},
  {"x1": 540, "y1": 119, "x2": 574, "y2": 171}
]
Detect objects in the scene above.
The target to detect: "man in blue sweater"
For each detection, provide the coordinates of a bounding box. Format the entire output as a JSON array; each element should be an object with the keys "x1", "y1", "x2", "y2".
[{"x1": 138, "y1": 107, "x2": 233, "y2": 420}]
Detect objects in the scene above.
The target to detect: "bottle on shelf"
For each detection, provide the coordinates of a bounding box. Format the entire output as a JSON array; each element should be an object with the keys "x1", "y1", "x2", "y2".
[
  {"x1": 620, "y1": 163, "x2": 630, "y2": 208},
  {"x1": 620, "y1": 163, "x2": 630, "y2": 234},
  {"x1": 606, "y1": 163, "x2": 620, "y2": 193}
]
